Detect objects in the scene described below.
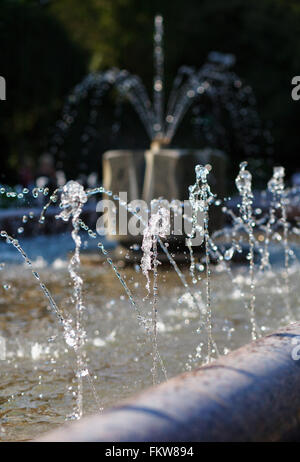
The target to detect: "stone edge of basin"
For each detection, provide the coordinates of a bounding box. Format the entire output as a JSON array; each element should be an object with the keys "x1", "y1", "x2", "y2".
[{"x1": 34, "y1": 321, "x2": 300, "y2": 442}]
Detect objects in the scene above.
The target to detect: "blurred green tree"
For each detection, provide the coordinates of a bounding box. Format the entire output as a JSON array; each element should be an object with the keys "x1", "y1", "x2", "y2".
[{"x1": 0, "y1": 0, "x2": 88, "y2": 184}]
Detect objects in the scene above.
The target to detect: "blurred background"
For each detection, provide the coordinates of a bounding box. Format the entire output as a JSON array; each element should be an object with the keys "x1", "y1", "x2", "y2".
[{"x1": 1, "y1": 0, "x2": 300, "y2": 191}]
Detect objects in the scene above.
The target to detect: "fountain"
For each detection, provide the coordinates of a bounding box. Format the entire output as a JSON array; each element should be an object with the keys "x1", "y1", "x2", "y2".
[
  {"x1": 0, "y1": 16, "x2": 299, "y2": 443},
  {"x1": 48, "y1": 15, "x2": 268, "y2": 246}
]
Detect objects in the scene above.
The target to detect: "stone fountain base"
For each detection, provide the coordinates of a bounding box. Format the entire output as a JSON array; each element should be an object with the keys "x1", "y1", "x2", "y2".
[{"x1": 102, "y1": 147, "x2": 227, "y2": 247}]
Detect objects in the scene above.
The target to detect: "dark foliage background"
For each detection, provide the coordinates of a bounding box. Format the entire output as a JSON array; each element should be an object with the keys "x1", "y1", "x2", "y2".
[{"x1": 1, "y1": 0, "x2": 300, "y2": 185}]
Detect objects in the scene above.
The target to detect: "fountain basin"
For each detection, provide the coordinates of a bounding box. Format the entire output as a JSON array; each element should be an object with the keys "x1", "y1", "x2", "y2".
[
  {"x1": 35, "y1": 321, "x2": 300, "y2": 442},
  {"x1": 2, "y1": 253, "x2": 299, "y2": 441}
]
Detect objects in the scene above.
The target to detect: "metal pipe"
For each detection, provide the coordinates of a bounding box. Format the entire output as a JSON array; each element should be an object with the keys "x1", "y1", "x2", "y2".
[{"x1": 35, "y1": 321, "x2": 300, "y2": 442}]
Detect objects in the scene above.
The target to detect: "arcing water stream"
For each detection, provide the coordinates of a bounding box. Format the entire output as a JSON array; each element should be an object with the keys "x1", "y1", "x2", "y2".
[{"x1": 48, "y1": 14, "x2": 270, "y2": 166}]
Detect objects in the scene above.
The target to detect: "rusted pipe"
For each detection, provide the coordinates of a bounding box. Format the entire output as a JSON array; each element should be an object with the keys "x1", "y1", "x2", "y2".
[{"x1": 35, "y1": 322, "x2": 300, "y2": 442}]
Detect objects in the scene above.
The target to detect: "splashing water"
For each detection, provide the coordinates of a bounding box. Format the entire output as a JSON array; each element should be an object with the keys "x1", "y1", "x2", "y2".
[
  {"x1": 187, "y1": 164, "x2": 218, "y2": 363},
  {"x1": 235, "y1": 161, "x2": 259, "y2": 340},
  {"x1": 153, "y1": 14, "x2": 164, "y2": 140},
  {"x1": 0, "y1": 229, "x2": 102, "y2": 419},
  {"x1": 266, "y1": 167, "x2": 293, "y2": 321},
  {"x1": 141, "y1": 203, "x2": 169, "y2": 294},
  {"x1": 141, "y1": 203, "x2": 170, "y2": 384},
  {"x1": 2, "y1": 161, "x2": 300, "y2": 440},
  {"x1": 56, "y1": 181, "x2": 88, "y2": 419}
]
